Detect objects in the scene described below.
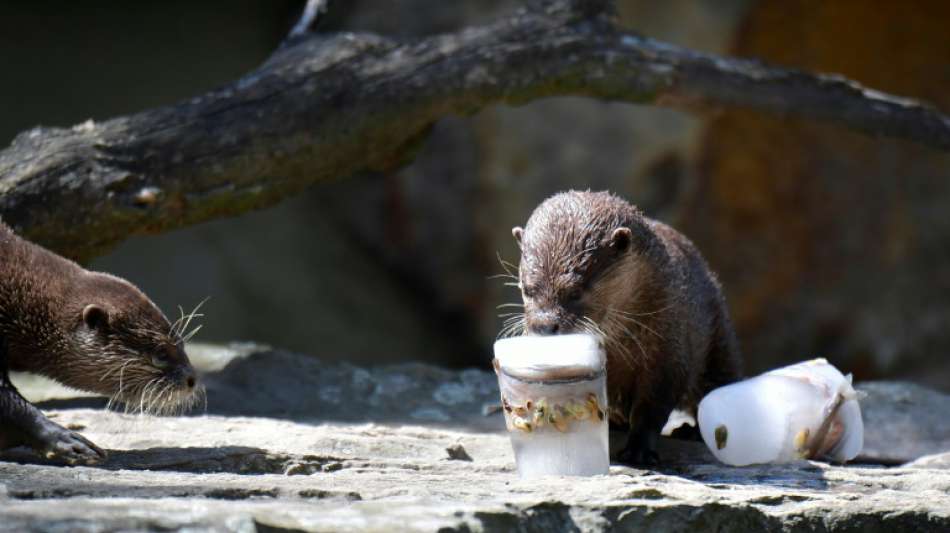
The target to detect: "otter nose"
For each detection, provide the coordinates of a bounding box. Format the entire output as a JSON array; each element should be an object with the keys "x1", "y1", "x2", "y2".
[
  {"x1": 528, "y1": 314, "x2": 563, "y2": 335},
  {"x1": 180, "y1": 367, "x2": 197, "y2": 389}
]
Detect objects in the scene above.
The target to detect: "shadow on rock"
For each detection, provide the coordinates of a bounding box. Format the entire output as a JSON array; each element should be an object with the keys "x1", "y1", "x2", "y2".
[
  {"x1": 35, "y1": 397, "x2": 109, "y2": 410},
  {"x1": 604, "y1": 436, "x2": 831, "y2": 490},
  {"x1": 0, "y1": 445, "x2": 346, "y2": 475},
  {"x1": 661, "y1": 461, "x2": 831, "y2": 491}
]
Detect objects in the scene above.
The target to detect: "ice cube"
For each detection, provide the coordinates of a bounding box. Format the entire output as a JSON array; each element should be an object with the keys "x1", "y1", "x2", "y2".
[
  {"x1": 510, "y1": 418, "x2": 610, "y2": 476},
  {"x1": 493, "y1": 333, "x2": 604, "y2": 380},
  {"x1": 698, "y1": 358, "x2": 864, "y2": 466},
  {"x1": 493, "y1": 334, "x2": 610, "y2": 477}
]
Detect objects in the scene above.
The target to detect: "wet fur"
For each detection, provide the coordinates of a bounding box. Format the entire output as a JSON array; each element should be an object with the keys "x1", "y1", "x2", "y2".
[
  {"x1": 0, "y1": 222, "x2": 201, "y2": 462},
  {"x1": 509, "y1": 191, "x2": 742, "y2": 463}
]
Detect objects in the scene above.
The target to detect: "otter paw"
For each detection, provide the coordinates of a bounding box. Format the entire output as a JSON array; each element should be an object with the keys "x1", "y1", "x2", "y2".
[
  {"x1": 616, "y1": 431, "x2": 661, "y2": 467},
  {"x1": 617, "y1": 446, "x2": 660, "y2": 467},
  {"x1": 37, "y1": 427, "x2": 106, "y2": 465}
]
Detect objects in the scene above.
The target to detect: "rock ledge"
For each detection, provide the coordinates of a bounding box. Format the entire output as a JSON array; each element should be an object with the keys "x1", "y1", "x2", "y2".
[{"x1": 2, "y1": 343, "x2": 948, "y2": 532}]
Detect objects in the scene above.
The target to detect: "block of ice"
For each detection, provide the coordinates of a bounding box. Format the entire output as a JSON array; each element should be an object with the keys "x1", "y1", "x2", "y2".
[
  {"x1": 698, "y1": 358, "x2": 864, "y2": 466},
  {"x1": 509, "y1": 421, "x2": 610, "y2": 476},
  {"x1": 493, "y1": 334, "x2": 604, "y2": 380},
  {"x1": 493, "y1": 334, "x2": 609, "y2": 477}
]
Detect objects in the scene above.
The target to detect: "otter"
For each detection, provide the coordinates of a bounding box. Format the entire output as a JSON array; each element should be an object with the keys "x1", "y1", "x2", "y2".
[
  {"x1": 509, "y1": 191, "x2": 741, "y2": 464},
  {"x1": 0, "y1": 222, "x2": 202, "y2": 465}
]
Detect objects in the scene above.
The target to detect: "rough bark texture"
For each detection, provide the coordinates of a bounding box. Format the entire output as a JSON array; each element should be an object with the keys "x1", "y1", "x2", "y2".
[{"x1": 0, "y1": 0, "x2": 948, "y2": 260}]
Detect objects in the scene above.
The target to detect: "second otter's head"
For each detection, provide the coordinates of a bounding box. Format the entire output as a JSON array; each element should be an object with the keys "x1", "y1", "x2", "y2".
[
  {"x1": 511, "y1": 190, "x2": 653, "y2": 337},
  {"x1": 59, "y1": 272, "x2": 203, "y2": 415}
]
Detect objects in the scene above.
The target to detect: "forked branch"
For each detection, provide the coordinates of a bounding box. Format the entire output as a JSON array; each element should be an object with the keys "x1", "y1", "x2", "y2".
[{"x1": 1, "y1": 0, "x2": 946, "y2": 260}]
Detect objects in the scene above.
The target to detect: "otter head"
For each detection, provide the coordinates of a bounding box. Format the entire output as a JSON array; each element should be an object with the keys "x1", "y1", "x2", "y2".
[
  {"x1": 61, "y1": 272, "x2": 203, "y2": 415},
  {"x1": 512, "y1": 190, "x2": 650, "y2": 337}
]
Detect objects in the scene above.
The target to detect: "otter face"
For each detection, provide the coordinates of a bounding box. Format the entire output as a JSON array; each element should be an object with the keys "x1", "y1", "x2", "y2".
[
  {"x1": 509, "y1": 191, "x2": 645, "y2": 339},
  {"x1": 67, "y1": 274, "x2": 203, "y2": 415},
  {"x1": 513, "y1": 224, "x2": 632, "y2": 336}
]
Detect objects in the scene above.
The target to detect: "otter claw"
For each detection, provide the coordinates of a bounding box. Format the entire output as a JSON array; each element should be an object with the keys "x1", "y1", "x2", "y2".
[{"x1": 38, "y1": 426, "x2": 107, "y2": 465}]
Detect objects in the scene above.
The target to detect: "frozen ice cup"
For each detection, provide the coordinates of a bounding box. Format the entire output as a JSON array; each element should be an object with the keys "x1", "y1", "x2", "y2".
[
  {"x1": 492, "y1": 334, "x2": 609, "y2": 477},
  {"x1": 698, "y1": 358, "x2": 864, "y2": 466}
]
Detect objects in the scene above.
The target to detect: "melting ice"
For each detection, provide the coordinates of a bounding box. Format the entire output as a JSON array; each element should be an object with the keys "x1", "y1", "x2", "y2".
[{"x1": 698, "y1": 358, "x2": 864, "y2": 466}]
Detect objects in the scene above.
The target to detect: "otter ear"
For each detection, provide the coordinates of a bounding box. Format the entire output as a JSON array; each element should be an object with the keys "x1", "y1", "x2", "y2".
[
  {"x1": 610, "y1": 227, "x2": 632, "y2": 252},
  {"x1": 82, "y1": 304, "x2": 109, "y2": 330},
  {"x1": 512, "y1": 226, "x2": 524, "y2": 248}
]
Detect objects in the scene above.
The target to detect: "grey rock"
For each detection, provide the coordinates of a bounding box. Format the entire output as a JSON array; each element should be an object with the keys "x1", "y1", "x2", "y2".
[
  {"x1": 445, "y1": 443, "x2": 474, "y2": 462},
  {"x1": 199, "y1": 345, "x2": 501, "y2": 432},
  {"x1": 2, "y1": 345, "x2": 950, "y2": 531},
  {"x1": 904, "y1": 452, "x2": 950, "y2": 469},
  {"x1": 857, "y1": 381, "x2": 950, "y2": 464},
  {"x1": 0, "y1": 411, "x2": 948, "y2": 532}
]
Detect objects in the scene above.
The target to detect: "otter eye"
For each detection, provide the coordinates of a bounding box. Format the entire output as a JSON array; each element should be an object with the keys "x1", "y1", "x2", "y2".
[
  {"x1": 151, "y1": 354, "x2": 170, "y2": 369},
  {"x1": 151, "y1": 347, "x2": 175, "y2": 369},
  {"x1": 522, "y1": 285, "x2": 538, "y2": 299},
  {"x1": 564, "y1": 289, "x2": 583, "y2": 304}
]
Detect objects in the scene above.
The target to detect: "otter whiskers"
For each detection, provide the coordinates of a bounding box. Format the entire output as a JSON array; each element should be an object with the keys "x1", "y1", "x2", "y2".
[
  {"x1": 494, "y1": 251, "x2": 528, "y2": 339},
  {"x1": 170, "y1": 297, "x2": 208, "y2": 342},
  {"x1": 105, "y1": 362, "x2": 203, "y2": 417},
  {"x1": 582, "y1": 314, "x2": 640, "y2": 372},
  {"x1": 591, "y1": 303, "x2": 668, "y2": 342},
  {"x1": 494, "y1": 253, "x2": 520, "y2": 281},
  {"x1": 601, "y1": 312, "x2": 647, "y2": 372},
  {"x1": 498, "y1": 312, "x2": 527, "y2": 339},
  {"x1": 117, "y1": 375, "x2": 203, "y2": 417}
]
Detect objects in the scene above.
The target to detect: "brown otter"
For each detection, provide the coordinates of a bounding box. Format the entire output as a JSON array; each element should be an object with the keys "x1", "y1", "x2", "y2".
[
  {"x1": 0, "y1": 222, "x2": 202, "y2": 464},
  {"x1": 509, "y1": 190, "x2": 741, "y2": 464}
]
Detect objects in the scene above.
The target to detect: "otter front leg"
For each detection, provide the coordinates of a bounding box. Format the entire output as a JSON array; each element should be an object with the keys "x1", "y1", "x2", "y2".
[
  {"x1": 617, "y1": 418, "x2": 660, "y2": 466},
  {"x1": 616, "y1": 396, "x2": 675, "y2": 466},
  {"x1": 0, "y1": 339, "x2": 105, "y2": 464}
]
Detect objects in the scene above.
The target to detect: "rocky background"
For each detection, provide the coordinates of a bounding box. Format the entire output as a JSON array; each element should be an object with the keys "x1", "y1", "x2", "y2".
[{"x1": 2, "y1": 0, "x2": 949, "y2": 391}]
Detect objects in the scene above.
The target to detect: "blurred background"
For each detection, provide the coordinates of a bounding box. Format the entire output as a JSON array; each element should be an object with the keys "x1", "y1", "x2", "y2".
[{"x1": 1, "y1": 0, "x2": 948, "y2": 391}]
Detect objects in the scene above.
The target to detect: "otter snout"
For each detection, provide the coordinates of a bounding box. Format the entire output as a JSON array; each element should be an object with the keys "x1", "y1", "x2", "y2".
[
  {"x1": 151, "y1": 346, "x2": 198, "y2": 390},
  {"x1": 163, "y1": 351, "x2": 198, "y2": 392},
  {"x1": 531, "y1": 320, "x2": 561, "y2": 335},
  {"x1": 177, "y1": 365, "x2": 197, "y2": 390},
  {"x1": 526, "y1": 310, "x2": 578, "y2": 336}
]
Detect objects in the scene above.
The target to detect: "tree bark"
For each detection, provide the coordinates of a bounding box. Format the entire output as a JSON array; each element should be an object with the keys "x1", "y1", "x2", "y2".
[{"x1": 1, "y1": 0, "x2": 948, "y2": 260}]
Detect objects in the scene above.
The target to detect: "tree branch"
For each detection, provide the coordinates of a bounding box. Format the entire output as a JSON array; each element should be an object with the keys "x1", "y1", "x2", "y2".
[
  {"x1": 287, "y1": 0, "x2": 330, "y2": 41},
  {"x1": 1, "y1": 0, "x2": 947, "y2": 260}
]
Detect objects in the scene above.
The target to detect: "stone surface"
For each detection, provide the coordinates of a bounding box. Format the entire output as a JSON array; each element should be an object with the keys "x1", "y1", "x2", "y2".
[
  {"x1": 856, "y1": 381, "x2": 950, "y2": 464},
  {"x1": 2, "y1": 344, "x2": 950, "y2": 531},
  {"x1": 682, "y1": 0, "x2": 950, "y2": 389},
  {"x1": 199, "y1": 344, "x2": 502, "y2": 432},
  {"x1": 905, "y1": 452, "x2": 950, "y2": 470}
]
